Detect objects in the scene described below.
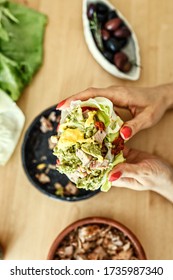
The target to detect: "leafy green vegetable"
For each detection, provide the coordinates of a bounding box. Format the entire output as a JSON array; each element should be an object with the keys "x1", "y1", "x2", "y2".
[
  {"x1": 0, "y1": 52, "x2": 23, "y2": 100},
  {"x1": 0, "y1": 0, "x2": 19, "y2": 42},
  {"x1": 90, "y1": 12, "x2": 103, "y2": 51},
  {"x1": 0, "y1": 1, "x2": 47, "y2": 100}
]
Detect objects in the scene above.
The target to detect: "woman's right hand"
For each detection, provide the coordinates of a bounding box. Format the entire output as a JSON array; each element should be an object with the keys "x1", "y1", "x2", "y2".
[
  {"x1": 109, "y1": 147, "x2": 173, "y2": 203},
  {"x1": 58, "y1": 84, "x2": 173, "y2": 140}
]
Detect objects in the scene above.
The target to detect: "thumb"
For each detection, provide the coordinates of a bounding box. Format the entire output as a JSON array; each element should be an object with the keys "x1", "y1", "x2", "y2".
[
  {"x1": 120, "y1": 110, "x2": 151, "y2": 140},
  {"x1": 108, "y1": 162, "x2": 142, "y2": 182}
]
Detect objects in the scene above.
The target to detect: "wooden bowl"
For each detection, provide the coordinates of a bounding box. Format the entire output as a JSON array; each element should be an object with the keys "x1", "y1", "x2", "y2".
[{"x1": 47, "y1": 216, "x2": 146, "y2": 259}]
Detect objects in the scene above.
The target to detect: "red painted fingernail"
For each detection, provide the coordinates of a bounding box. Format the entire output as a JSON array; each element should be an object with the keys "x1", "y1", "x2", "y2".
[
  {"x1": 56, "y1": 99, "x2": 66, "y2": 109},
  {"x1": 109, "y1": 171, "x2": 122, "y2": 182},
  {"x1": 120, "y1": 126, "x2": 132, "y2": 140}
]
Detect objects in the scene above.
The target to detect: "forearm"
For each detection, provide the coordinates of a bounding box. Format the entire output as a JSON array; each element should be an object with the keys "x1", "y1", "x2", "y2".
[
  {"x1": 152, "y1": 171, "x2": 173, "y2": 203},
  {"x1": 157, "y1": 83, "x2": 173, "y2": 111}
]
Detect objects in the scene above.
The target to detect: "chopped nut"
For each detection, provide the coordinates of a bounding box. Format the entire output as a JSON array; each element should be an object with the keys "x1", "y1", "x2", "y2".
[
  {"x1": 64, "y1": 182, "x2": 78, "y2": 196},
  {"x1": 40, "y1": 116, "x2": 53, "y2": 133},
  {"x1": 35, "y1": 173, "x2": 50, "y2": 183},
  {"x1": 54, "y1": 183, "x2": 64, "y2": 196},
  {"x1": 36, "y1": 163, "x2": 46, "y2": 170},
  {"x1": 54, "y1": 182, "x2": 63, "y2": 190},
  {"x1": 48, "y1": 164, "x2": 56, "y2": 170},
  {"x1": 48, "y1": 137, "x2": 57, "y2": 150},
  {"x1": 44, "y1": 164, "x2": 56, "y2": 174},
  {"x1": 51, "y1": 135, "x2": 58, "y2": 143},
  {"x1": 48, "y1": 111, "x2": 56, "y2": 122},
  {"x1": 40, "y1": 155, "x2": 47, "y2": 161}
]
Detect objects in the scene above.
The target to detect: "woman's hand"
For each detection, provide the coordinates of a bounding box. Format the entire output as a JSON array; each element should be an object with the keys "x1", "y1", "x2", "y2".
[
  {"x1": 109, "y1": 147, "x2": 173, "y2": 202},
  {"x1": 57, "y1": 84, "x2": 173, "y2": 140}
]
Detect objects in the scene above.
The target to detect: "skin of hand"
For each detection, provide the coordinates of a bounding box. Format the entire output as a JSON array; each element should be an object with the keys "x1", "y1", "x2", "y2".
[
  {"x1": 109, "y1": 147, "x2": 173, "y2": 203},
  {"x1": 57, "y1": 84, "x2": 173, "y2": 202},
  {"x1": 57, "y1": 84, "x2": 173, "y2": 140}
]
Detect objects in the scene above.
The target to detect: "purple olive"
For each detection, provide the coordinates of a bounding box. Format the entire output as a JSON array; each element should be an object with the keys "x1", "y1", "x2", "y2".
[
  {"x1": 105, "y1": 17, "x2": 122, "y2": 31},
  {"x1": 114, "y1": 52, "x2": 132, "y2": 72},
  {"x1": 114, "y1": 26, "x2": 131, "y2": 38},
  {"x1": 101, "y1": 29, "x2": 110, "y2": 40},
  {"x1": 122, "y1": 61, "x2": 132, "y2": 72},
  {"x1": 87, "y1": 3, "x2": 96, "y2": 20},
  {"x1": 103, "y1": 51, "x2": 114, "y2": 63},
  {"x1": 114, "y1": 52, "x2": 128, "y2": 69}
]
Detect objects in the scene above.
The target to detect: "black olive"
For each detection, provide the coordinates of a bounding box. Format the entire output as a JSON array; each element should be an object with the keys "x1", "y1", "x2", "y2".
[
  {"x1": 104, "y1": 37, "x2": 122, "y2": 53},
  {"x1": 107, "y1": 10, "x2": 118, "y2": 20},
  {"x1": 87, "y1": 4, "x2": 96, "y2": 20},
  {"x1": 103, "y1": 51, "x2": 114, "y2": 63},
  {"x1": 97, "y1": 12, "x2": 108, "y2": 24},
  {"x1": 96, "y1": 3, "x2": 109, "y2": 14},
  {"x1": 117, "y1": 38, "x2": 128, "y2": 49}
]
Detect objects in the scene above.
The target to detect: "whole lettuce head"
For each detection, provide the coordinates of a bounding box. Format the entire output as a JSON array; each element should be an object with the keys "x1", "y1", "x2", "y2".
[{"x1": 53, "y1": 97, "x2": 125, "y2": 192}]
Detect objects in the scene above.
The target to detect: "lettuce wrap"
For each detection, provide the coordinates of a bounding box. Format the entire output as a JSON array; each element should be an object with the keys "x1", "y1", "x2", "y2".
[{"x1": 53, "y1": 97, "x2": 125, "y2": 192}]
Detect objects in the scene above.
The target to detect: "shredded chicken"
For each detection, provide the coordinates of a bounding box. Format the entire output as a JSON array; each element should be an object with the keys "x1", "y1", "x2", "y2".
[
  {"x1": 48, "y1": 137, "x2": 57, "y2": 150},
  {"x1": 48, "y1": 111, "x2": 56, "y2": 122},
  {"x1": 76, "y1": 149, "x2": 91, "y2": 166},
  {"x1": 35, "y1": 173, "x2": 50, "y2": 183},
  {"x1": 64, "y1": 182, "x2": 78, "y2": 195},
  {"x1": 53, "y1": 224, "x2": 138, "y2": 260},
  {"x1": 93, "y1": 130, "x2": 107, "y2": 144},
  {"x1": 40, "y1": 116, "x2": 53, "y2": 133},
  {"x1": 90, "y1": 159, "x2": 109, "y2": 170}
]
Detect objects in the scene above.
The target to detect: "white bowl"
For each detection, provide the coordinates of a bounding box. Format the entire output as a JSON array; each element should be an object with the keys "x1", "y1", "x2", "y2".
[{"x1": 83, "y1": 0, "x2": 141, "y2": 80}]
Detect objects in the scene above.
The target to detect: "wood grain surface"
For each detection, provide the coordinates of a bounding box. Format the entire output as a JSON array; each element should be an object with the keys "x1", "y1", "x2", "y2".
[{"x1": 0, "y1": 0, "x2": 173, "y2": 260}]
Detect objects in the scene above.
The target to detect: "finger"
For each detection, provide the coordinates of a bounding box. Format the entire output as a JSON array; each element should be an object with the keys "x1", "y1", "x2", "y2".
[
  {"x1": 112, "y1": 177, "x2": 144, "y2": 190},
  {"x1": 58, "y1": 86, "x2": 131, "y2": 110},
  {"x1": 120, "y1": 109, "x2": 152, "y2": 140},
  {"x1": 57, "y1": 87, "x2": 107, "y2": 109},
  {"x1": 109, "y1": 162, "x2": 143, "y2": 182}
]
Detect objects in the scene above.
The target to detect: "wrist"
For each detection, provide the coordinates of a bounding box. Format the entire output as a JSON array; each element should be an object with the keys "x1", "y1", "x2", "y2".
[
  {"x1": 154, "y1": 167, "x2": 173, "y2": 203},
  {"x1": 156, "y1": 83, "x2": 173, "y2": 110}
]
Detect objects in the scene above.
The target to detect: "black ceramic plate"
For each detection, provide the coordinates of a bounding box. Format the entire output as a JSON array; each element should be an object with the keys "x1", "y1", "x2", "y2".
[{"x1": 21, "y1": 105, "x2": 100, "y2": 202}]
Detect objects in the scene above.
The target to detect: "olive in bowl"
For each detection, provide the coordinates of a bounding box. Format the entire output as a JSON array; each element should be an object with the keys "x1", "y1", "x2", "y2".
[{"x1": 83, "y1": 0, "x2": 141, "y2": 80}]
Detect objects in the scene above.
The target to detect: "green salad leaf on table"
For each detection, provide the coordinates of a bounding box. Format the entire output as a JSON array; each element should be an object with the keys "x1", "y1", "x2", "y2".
[{"x1": 0, "y1": 0, "x2": 47, "y2": 100}]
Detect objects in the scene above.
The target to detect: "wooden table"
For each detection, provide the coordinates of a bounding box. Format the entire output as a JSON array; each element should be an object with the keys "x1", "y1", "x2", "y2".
[{"x1": 0, "y1": 0, "x2": 173, "y2": 260}]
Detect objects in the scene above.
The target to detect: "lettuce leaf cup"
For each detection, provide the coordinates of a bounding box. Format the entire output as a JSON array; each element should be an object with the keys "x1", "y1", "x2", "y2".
[{"x1": 52, "y1": 97, "x2": 125, "y2": 192}]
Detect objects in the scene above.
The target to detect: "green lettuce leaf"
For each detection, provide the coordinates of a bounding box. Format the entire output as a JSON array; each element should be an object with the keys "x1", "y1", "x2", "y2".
[
  {"x1": 0, "y1": 52, "x2": 23, "y2": 100},
  {"x1": 0, "y1": 1, "x2": 47, "y2": 100},
  {"x1": 101, "y1": 151, "x2": 125, "y2": 192}
]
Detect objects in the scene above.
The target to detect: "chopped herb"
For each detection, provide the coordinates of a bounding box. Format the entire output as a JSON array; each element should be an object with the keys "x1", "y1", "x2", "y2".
[{"x1": 90, "y1": 12, "x2": 104, "y2": 51}]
